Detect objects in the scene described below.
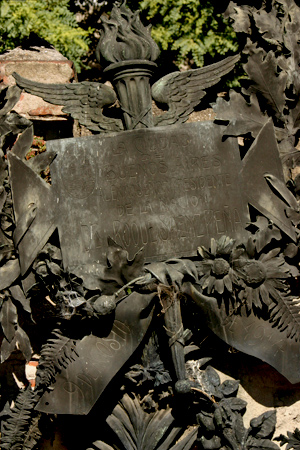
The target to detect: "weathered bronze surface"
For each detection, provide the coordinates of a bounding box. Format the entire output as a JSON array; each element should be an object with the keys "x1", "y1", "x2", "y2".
[
  {"x1": 184, "y1": 283, "x2": 300, "y2": 384},
  {"x1": 51, "y1": 120, "x2": 293, "y2": 288},
  {"x1": 36, "y1": 291, "x2": 155, "y2": 414},
  {"x1": 8, "y1": 152, "x2": 55, "y2": 275},
  {"x1": 3, "y1": 2, "x2": 300, "y2": 448},
  {"x1": 240, "y1": 120, "x2": 297, "y2": 241},
  {"x1": 50, "y1": 121, "x2": 248, "y2": 282}
]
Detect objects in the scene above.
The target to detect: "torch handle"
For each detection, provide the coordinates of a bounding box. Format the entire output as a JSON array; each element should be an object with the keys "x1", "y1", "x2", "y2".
[{"x1": 159, "y1": 286, "x2": 190, "y2": 393}]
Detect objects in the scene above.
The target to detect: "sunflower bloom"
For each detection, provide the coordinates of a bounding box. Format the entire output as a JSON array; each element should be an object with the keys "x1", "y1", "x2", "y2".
[
  {"x1": 197, "y1": 236, "x2": 239, "y2": 295},
  {"x1": 233, "y1": 241, "x2": 290, "y2": 310}
]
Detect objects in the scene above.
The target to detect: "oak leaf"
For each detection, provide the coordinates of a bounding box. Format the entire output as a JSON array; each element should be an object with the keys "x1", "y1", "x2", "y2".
[
  {"x1": 253, "y1": 10, "x2": 283, "y2": 46},
  {"x1": 213, "y1": 90, "x2": 268, "y2": 138},
  {"x1": 244, "y1": 50, "x2": 287, "y2": 119},
  {"x1": 98, "y1": 237, "x2": 144, "y2": 293}
]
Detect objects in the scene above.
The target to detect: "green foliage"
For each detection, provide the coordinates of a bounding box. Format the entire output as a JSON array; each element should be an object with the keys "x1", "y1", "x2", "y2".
[
  {"x1": 0, "y1": 0, "x2": 92, "y2": 72},
  {"x1": 138, "y1": 0, "x2": 238, "y2": 67}
]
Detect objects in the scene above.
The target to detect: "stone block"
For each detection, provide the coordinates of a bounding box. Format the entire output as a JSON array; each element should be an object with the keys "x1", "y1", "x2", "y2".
[{"x1": 0, "y1": 47, "x2": 75, "y2": 120}]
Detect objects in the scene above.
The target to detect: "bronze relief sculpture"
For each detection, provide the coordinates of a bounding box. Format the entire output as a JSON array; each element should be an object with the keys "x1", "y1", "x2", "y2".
[{"x1": 1, "y1": 1, "x2": 300, "y2": 449}]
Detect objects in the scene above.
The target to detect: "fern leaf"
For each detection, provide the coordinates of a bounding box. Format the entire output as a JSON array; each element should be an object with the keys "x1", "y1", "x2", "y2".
[
  {"x1": 36, "y1": 329, "x2": 78, "y2": 389},
  {"x1": 1, "y1": 387, "x2": 38, "y2": 450},
  {"x1": 269, "y1": 296, "x2": 300, "y2": 341},
  {"x1": 275, "y1": 428, "x2": 300, "y2": 450},
  {"x1": 22, "y1": 413, "x2": 42, "y2": 450}
]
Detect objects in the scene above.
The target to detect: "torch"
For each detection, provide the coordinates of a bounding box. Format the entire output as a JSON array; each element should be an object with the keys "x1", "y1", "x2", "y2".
[{"x1": 97, "y1": 3, "x2": 160, "y2": 130}]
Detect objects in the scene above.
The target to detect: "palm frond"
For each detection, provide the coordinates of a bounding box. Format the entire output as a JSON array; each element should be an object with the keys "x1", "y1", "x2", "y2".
[
  {"x1": 1, "y1": 387, "x2": 38, "y2": 450},
  {"x1": 107, "y1": 394, "x2": 175, "y2": 450},
  {"x1": 269, "y1": 296, "x2": 300, "y2": 341},
  {"x1": 22, "y1": 413, "x2": 42, "y2": 450},
  {"x1": 36, "y1": 329, "x2": 78, "y2": 389}
]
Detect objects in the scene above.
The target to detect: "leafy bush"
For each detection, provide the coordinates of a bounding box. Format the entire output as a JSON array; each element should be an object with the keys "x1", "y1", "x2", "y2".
[
  {"x1": 138, "y1": 0, "x2": 239, "y2": 68},
  {"x1": 0, "y1": 0, "x2": 92, "y2": 72}
]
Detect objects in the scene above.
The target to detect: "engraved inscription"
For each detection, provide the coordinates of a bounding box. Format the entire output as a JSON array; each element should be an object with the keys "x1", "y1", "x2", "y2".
[
  {"x1": 226, "y1": 315, "x2": 285, "y2": 356},
  {"x1": 61, "y1": 321, "x2": 131, "y2": 399},
  {"x1": 60, "y1": 146, "x2": 96, "y2": 199},
  {"x1": 51, "y1": 122, "x2": 249, "y2": 269}
]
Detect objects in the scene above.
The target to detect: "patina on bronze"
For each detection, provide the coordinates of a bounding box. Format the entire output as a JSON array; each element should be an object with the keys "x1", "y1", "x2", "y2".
[
  {"x1": 37, "y1": 291, "x2": 155, "y2": 415},
  {"x1": 5, "y1": 0, "x2": 300, "y2": 425},
  {"x1": 184, "y1": 282, "x2": 300, "y2": 385},
  {"x1": 50, "y1": 119, "x2": 294, "y2": 287},
  {"x1": 8, "y1": 152, "x2": 55, "y2": 276},
  {"x1": 50, "y1": 121, "x2": 249, "y2": 289}
]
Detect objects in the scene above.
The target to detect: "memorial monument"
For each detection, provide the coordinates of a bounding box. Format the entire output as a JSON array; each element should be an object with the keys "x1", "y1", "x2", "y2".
[{"x1": 1, "y1": 1, "x2": 300, "y2": 449}]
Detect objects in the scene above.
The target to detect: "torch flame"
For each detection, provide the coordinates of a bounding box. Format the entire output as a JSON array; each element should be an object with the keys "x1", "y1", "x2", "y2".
[{"x1": 97, "y1": 2, "x2": 160, "y2": 65}]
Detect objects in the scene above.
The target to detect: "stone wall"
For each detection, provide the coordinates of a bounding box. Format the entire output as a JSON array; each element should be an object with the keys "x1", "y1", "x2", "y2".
[{"x1": 0, "y1": 46, "x2": 74, "y2": 139}]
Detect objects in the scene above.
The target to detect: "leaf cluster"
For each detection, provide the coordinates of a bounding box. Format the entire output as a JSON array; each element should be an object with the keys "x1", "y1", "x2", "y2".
[
  {"x1": 35, "y1": 328, "x2": 78, "y2": 388},
  {"x1": 0, "y1": 0, "x2": 92, "y2": 72},
  {"x1": 275, "y1": 428, "x2": 300, "y2": 449},
  {"x1": 191, "y1": 361, "x2": 279, "y2": 450},
  {"x1": 135, "y1": 0, "x2": 238, "y2": 69},
  {"x1": 94, "y1": 393, "x2": 198, "y2": 450},
  {"x1": 90, "y1": 359, "x2": 279, "y2": 450},
  {"x1": 214, "y1": 0, "x2": 300, "y2": 177},
  {"x1": 125, "y1": 333, "x2": 172, "y2": 387},
  {"x1": 0, "y1": 92, "x2": 34, "y2": 367},
  {"x1": 0, "y1": 327, "x2": 78, "y2": 450},
  {"x1": 1, "y1": 387, "x2": 39, "y2": 450}
]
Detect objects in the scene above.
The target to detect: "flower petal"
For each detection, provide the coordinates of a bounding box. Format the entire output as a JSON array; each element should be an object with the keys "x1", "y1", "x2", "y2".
[
  {"x1": 231, "y1": 270, "x2": 241, "y2": 286},
  {"x1": 207, "y1": 275, "x2": 216, "y2": 294},
  {"x1": 245, "y1": 286, "x2": 253, "y2": 309},
  {"x1": 259, "y1": 248, "x2": 281, "y2": 262},
  {"x1": 201, "y1": 275, "x2": 211, "y2": 290},
  {"x1": 252, "y1": 287, "x2": 262, "y2": 309},
  {"x1": 211, "y1": 238, "x2": 217, "y2": 256},
  {"x1": 266, "y1": 270, "x2": 289, "y2": 279},
  {"x1": 271, "y1": 279, "x2": 287, "y2": 290},
  {"x1": 266, "y1": 282, "x2": 282, "y2": 302},
  {"x1": 222, "y1": 237, "x2": 235, "y2": 254},
  {"x1": 217, "y1": 235, "x2": 227, "y2": 250},
  {"x1": 215, "y1": 278, "x2": 224, "y2": 295},
  {"x1": 259, "y1": 283, "x2": 271, "y2": 306},
  {"x1": 199, "y1": 260, "x2": 214, "y2": 275},
  {"x1": 224, "y1": 274, "x2": 233, "y2": 292},
  {"x1": 198, "y1": 246, "x2": 212, "y2": 260}
]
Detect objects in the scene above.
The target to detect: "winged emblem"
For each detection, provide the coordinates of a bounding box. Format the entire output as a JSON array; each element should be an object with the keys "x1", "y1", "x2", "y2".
[
  {"x1": 13, "y1": 53, "x2": 239, "y2": 132},
  {"x1": 152, "y1": 54, "x2": 240, "y2": 127},
  {"x1": 12, "y1": 73, "x2": 123, "y2": 133},
  {"x1": 12, "y1": 1, "x2": 240, "y2": 132}
]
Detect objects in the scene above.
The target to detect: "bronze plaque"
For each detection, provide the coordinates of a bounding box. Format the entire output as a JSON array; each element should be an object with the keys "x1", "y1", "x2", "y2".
[
  {"x1": 36, "y1": 292, "x2": 155, "y2": 415},
  {"x1": 185, "y1": 283, "x2": 300, "y2": 384},
  {"x1": 50, "y1": 122, "x2": 248, "y2": 276}
]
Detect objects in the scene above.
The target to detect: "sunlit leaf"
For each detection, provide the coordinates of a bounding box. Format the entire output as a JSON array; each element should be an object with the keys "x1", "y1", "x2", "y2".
[
  {"x1": 9, "y1": 285, "x2": 31, "y2": 314},
  {"x1": 213, "y1": 91, "x2": 268, "y2": 138},
  {"x1": 16, "y1": 326, "x2": 32, "y2": 362},
  {"x1": 1, "y1": 335, "x2": 16, "y2": 363},
  {"x1": 244, "y1": 50, "x2": 287, "y2": 119},
  {"x1": 0, "y1": 259, "x2": 20, "y2": 290},
  {"x1": 0, "y1": 297, "x2": 18, "y2": 342}
]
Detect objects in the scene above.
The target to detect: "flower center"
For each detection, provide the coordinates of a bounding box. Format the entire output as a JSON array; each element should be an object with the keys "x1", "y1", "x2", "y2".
[
  {"x1": 243, "y1": 260, "x2": 266, "y2": 287},
  {"x1": 211, "y1": 258, "x2": 230, "y2": 277}
]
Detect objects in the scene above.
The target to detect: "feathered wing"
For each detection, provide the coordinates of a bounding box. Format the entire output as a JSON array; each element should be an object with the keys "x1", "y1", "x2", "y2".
[
  {"x1": 152, "y1": 54, "x2": 240, "y2": 127},
  {"x1": 13, "y1": 72, "x2": 123, "y2": 133}
]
